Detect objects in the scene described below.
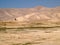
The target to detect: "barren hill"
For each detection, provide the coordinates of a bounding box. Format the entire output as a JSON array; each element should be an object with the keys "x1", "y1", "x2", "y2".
[
  {"x1": 0, "y1": 6, "x2": 60, "y2": 45},
  {"x1": 0, "y1": 6, "x2": 60, "y2": 23}
]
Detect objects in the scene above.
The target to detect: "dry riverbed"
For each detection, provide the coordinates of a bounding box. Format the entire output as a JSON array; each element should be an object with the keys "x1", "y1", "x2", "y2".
[{"x1": 0, "y1": 27, "x2": 60, "y2": 45}]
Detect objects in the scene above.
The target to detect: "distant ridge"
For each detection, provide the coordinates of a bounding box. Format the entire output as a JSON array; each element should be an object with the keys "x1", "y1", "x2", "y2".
[{"x1": 0, "y1": 6, "x2": 60, "y2": 23}]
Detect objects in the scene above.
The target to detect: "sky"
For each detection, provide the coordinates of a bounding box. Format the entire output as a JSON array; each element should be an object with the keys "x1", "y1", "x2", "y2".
[{"x1": 0, "y1": 0, "x2": 60, "y2": 8}]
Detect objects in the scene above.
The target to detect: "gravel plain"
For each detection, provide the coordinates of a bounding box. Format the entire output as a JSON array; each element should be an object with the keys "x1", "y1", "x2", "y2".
[{"x1": 0, "y1": 27, "x2": 60, "y2": 45}]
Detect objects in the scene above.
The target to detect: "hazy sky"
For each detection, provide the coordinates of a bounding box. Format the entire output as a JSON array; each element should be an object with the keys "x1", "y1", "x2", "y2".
[{"x1": 0, "y1": 0, "x2": 60, "y2": 8}]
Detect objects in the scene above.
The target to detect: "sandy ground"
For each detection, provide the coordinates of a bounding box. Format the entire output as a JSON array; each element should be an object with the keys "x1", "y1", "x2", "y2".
[{"x1": 0, "y1": 28, "x2": 60, "y2": 45}]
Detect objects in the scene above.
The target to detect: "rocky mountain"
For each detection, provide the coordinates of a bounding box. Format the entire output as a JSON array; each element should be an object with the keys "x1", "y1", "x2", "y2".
[{"x1": 0, "y1": 6, "x2": 60, "y2": 23}]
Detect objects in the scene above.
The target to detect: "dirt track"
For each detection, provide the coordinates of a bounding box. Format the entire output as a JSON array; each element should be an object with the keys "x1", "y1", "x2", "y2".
[{"x1": 0, "y1": 28, "x2": 60, "y2": 45}]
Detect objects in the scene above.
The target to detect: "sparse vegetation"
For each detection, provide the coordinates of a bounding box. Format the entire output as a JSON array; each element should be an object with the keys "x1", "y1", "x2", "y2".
[
  {"x1": 22, "y1": 42, "x2": 31, "y2": 45},
  {"x1": 12, "y1": 42, "x2": 31, "y2": 45},
  {"x1": 12, "y1": 43, "x2": 21, "y2": 45},
  {"x1": 0, "y1": 27, "x2": 7, "y2": 33}
]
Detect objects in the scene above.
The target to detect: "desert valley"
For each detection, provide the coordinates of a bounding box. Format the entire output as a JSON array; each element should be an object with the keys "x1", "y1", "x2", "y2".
[{"x1": 0, "y1": 6, "x2": 60, "y2": 45}]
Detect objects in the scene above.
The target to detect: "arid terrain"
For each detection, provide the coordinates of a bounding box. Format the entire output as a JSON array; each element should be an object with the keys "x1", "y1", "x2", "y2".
[
  {"x1": 0, "y1": 6, "x2": 60, "y2": 22},
  {"x1": 0, "y1": 27, "x2": 60, "y2": 45},
  {"x1": 0, "y1": 6, "x2": 60, "y2": 45}
]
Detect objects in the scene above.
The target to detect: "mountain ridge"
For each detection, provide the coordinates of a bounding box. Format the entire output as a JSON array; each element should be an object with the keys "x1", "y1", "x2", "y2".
[{"x1": 0, "y1": 6, "x2": 60, "y2": 23}]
